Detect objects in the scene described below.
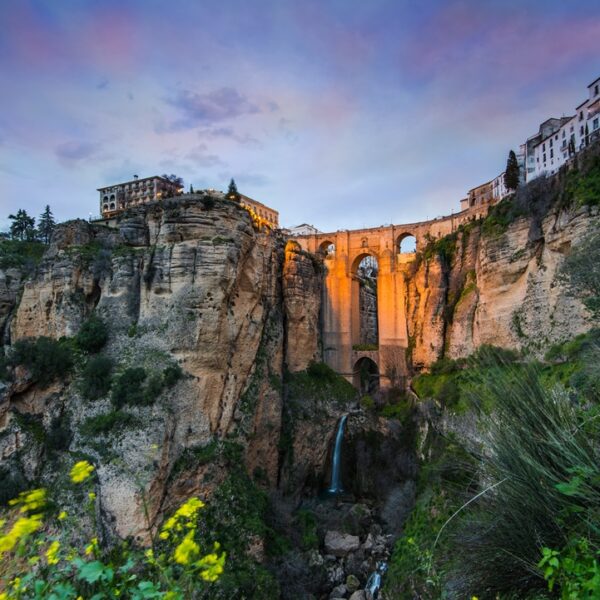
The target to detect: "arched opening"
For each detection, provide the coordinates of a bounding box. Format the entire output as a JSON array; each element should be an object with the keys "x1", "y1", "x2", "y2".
[
  {"x1": 351, "y1": 254, "x2": 379, "y2": 348},
  {"x1": 110, "y1": 194, "x2": 115, "y2": 202},
  {"x1": 103, "y1": 195, "x2": 108, "y2": 203},
  {"x1": 397, "y1": 233, "x2": 416, "y2": 253},
  {"x1": 318, "y1": 240, "x2": 335, "y2": 257},
  {"x1": 103, "y1": 204, "x2": 108, "y2": 212},
  {"x1": 353, "y1": 357, "x2": 379, "y2": 394},
  {"x1": 109, "y1": 202, "x2": 115, "y2": 210}
]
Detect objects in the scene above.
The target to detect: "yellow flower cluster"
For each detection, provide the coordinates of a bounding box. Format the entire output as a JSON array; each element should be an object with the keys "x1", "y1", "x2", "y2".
[
  {"x1": 159, "y1": 497, "x2": 205, "y2": 540},
  {"x1": 9, "y1": 488, "x2": 47, "y2": 513},
  {"x1": 70, "y1": 460, "x2": 95, "y2": 483},
  {"x1": 85, "y1": 536, "x2": 99, "y2": 556},
  {"x1": 196, "y1": 543, "x2": 226, "y2": 582},
  {"x1": 0, "y1": 513, "x2": 43, "y2": 558},
  {"x1": 46, "y1": 540, "x2": 61, "y2": 565}
]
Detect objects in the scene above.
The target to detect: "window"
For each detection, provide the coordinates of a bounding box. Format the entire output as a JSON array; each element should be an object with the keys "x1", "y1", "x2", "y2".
[
  {"x1": 595, "y1": 85, "x2": 599, "y2": 96},
  {"x1": 542, "y1": 143, "x2": 546, "y2": 151},
  {"x1": 543, "y1": 153, "x2": 546, "y2": 161},
  {"x1": 580, "y1": 111, "x2": 584, "y2": 121},
  {"x1": 562, "y1": 130, "x2": 566, "y2": 138},
  {"x1": 550, "y1": 138, "x2": 553, "y2": 147},
  {"x1": 594, "y1": 118, "x2": 599, "y2": 130},
  {"x1": 554, "y1": 134, "x2": 558, "y2": 140},
  {"x1": 581, "y1": 126, "x2": 585, "y2": 135},
  {"x1": 550, "y1": 149, "x2": 554, "y2": 158}
]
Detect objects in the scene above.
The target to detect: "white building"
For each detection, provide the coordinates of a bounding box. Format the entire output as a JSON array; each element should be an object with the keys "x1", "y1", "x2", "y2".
[
  {"x1": 287, "y1": 223, "x2": 322, "y2": 236},
  {"x1": 526, "y1": 75, "x2": 600, "y2": 181}
]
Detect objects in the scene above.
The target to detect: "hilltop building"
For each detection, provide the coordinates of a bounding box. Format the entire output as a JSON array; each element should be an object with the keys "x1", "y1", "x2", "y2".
[
  {"x1": 98, "y1": 175, "x2": 182, "y2": 218},
  {"x1": 461, "y1": 74, "x2": 599, "y2": 213},
  {"x1": 239, "y1": 194, "x2": 279, "y2": 229},
  {"x1": 286, "y1": 223, "x2": 322, "y2": 236}
]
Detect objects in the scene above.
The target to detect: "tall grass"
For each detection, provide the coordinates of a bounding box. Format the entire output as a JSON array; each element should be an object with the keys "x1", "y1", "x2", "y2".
[{"x1": 447, "y1": 362, "x2": 600, "y2": 597}]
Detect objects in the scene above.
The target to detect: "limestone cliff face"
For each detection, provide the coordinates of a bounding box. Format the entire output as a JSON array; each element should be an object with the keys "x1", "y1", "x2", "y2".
[
  {"x1": 407, "y1": 203, "x2": 597, "y2": 367},
  {"x1": 0, "y1": 195, "x2": 322, "y2": 539}
]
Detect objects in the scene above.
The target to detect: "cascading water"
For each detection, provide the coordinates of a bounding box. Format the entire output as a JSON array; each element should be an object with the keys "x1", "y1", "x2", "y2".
[
  {"x1": 365, "y1": 561, "x2": 388, "y2": 599},
  {"x1": 326, "y1": 414, "x2": 347, "y2": 494}
]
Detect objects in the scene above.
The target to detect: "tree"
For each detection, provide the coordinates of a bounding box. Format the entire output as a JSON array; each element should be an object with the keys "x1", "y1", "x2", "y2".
[
  {"x1": 227, "y1": 178, "x2": 240, "y2": 202},
  {"x1": 8, "y1": 209, "x2": 36, "y2": 241},
  {"x1": 504, "y1": 150, "x2": 520, "y2": 191},
  {"x1": 37, "y1": 205, "x2": 56, "y2": 244},
  {"x1": 189, "y1": 184, "x2": 194, "y2": 194},
  {"x1": 161, "y1": 173, "x2": 184, "y2": 188}
]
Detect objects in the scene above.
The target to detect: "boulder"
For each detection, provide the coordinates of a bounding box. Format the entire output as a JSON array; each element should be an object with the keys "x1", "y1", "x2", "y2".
[
  {"x1": 349, "y1": 592, "x2": 366, "y2": 600},
  {"x1": 325, "y1": 531, "x2": 360, "y2": 557},
  {"x1": 329, "y1": 584, "x2": 347, "y2": 598},
  {"x1": 346, "y1": 574, "x2": 360, "y2": 593}
]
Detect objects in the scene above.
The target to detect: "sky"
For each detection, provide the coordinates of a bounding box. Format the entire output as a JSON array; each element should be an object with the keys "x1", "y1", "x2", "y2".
[{"x1": 0, "y1": 0, "x2": 599, "y2": 233}]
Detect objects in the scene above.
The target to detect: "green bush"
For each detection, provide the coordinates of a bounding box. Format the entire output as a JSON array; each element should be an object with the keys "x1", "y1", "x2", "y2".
[
  {"x1": 45, "y1": 416, "x2": 72, "y2": 451},
  {"x1": 80, "y1": 410, "x2": 137, "y2": 436},
  {"x1": 446, "y1": 365, "x2": 600, "y2": 597},
  {"x1": 8, "y1": 337, "x2": 74, "y2": 386},
  {"x1": 296, "y1": 509, "x2": 318, "y2": 549},
  {"x1": 80, "y1": 355, "x2": 113, "y2": 400},
  {"x1": 467, "y1": 344, "x2": 519, "y2": 368},
  {"x1": 0, "y1": 239, "x2": 45, "y2": 270},
  {"x1": 144, "y1": 373, "x2": 164, "y2": 404},
  {"x1": 163, "y1": 363, "x2": 183, "y2": 387},
  {"x1": 76, "y1": 315, "x2": 109, "y2": 353},
  {"x1": 0, "y1": 466, "x2": 28, "y2": 506},
  {"x1": 111, "y1": 367, "x2": 147, "y2": 408}
]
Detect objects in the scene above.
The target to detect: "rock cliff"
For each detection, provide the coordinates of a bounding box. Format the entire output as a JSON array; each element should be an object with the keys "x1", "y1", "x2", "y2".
[{"x1": 406, "y1": 188, "x2": 597, "y2": 369}]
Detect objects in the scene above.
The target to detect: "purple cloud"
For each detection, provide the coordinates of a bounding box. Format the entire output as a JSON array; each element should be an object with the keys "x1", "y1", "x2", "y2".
[
  {"x1": 55, "y1": 141, "x2": 101, "y2": 163},
  {"x1": 185, "y1": 144, "x2": 226, "y2": 168},
  {"x1": 166, "y1": 87, "x2": 260, "y2": 130}
]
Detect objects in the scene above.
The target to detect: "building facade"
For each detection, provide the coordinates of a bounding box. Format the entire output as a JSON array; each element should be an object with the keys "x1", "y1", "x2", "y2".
[
  {"x1": 98, "y1": 176, "x2": 182, "y2": 217},
  {"x1": 287, "y1": 223, "x2": 322, "y2": 236},
  {"x1": 467, "y1": 180, "x2": 494, "y2": 208},
  {"x1": 239, "y1": 194, "x2": 279, "y2": 228}
]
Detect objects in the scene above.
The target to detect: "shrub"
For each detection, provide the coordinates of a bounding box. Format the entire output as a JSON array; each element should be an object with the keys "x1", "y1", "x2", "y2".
[
  {"x1": 0, "y1": 239, "x2": 45, "y2": 270},
  {"x1": 76, "y1": 315, "x2": 109, "y2": 353},
  {"x1": 0, "y1": 466, "x2": 28, "y2": 506},
  {"x1": 467, "y1": 344, "x2": 519, "y2": 368},
  {"x1": 80, "y1": 355, "x2": 113, "y2": 400},
  {"x1": 111, "y1": 367, "x2": 147, "y2": 408},
  {"x1": 446, "y1": 365, "x2": 600, "y2": 597},
  {"x1": 45, "y1": 416, "x2": 72, "y2": 451},
  {"x1": 80, "y1": 410, "x2": 137, "y2": 436},
  {"x1": 163, "y1": 363, "x2": 183, "y2": 387},
  {"x1": 143, "y1": 373, "x2": 164, "y2": 404},
  {"x1": 8, "y1": 337, "x2": 74, "y2": 386}
]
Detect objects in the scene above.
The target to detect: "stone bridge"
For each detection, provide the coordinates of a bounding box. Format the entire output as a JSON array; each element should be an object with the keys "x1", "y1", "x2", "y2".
[{"x1": 291, "y1": 205, "x2": 488, "y2": 390}]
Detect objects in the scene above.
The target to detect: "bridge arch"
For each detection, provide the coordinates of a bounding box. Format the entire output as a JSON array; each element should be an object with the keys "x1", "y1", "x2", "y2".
[
  {"x1": 351, "y1": 253, "x2": 379, "y2": 348},
  {"x1": 318, "y1": 240, "x2": 336, "y2": 257},
  {"x1": 353, "y1": 357, "x2": 379, "y2": 394},
  {"x1": 396, "y1": 232, "x2": 417, "y2": 254}
]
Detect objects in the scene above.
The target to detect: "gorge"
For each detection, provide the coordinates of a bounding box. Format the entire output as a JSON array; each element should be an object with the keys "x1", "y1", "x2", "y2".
[{"x1": 1, "y1": 142, "x2": 600, "y2": 599}]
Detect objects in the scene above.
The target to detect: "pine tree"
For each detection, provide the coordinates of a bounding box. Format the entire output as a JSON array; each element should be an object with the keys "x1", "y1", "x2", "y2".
[
  {"x1": 8, "y1": 209, "x2": 36, "y2": 241},
  {"x1": 189, "y1": 184, "x2": 194, "y2": 194},
  {"x1": 504, "y1": 150, "x2": 520, "y2": 191},
  {"x1": 38, "y1": 205, "x2": 56, "y2": 244},
  {"x1": 227, "y1": 178, "x2": 240, "y2": 202}
]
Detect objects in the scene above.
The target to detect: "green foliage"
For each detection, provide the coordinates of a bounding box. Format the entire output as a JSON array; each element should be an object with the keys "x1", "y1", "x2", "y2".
[
  {"x1": 385, "y1": 433, "x2": 475, "y2": 599},
  {"x1": 445, "y1": 364, "x2": 600, "y2": 597},
  {"x1": 360, "y1": 394, "x2": 375, "y2": 410},
  {"x1": 540, "y1": 538, "x2": 600, "y2": 599},
  {"x1": 563, "y1": 156, "x2": 600, "y2": 208},
  {"x1": 0, "y1": 466, "x2": 28, "y2": 506},
  {"x1": 170, "y1": 440, "x2": 219, "y2": 479},
  {"x1": 8, "y1": 337, "x2": 74, "y2": 387},
  {"x1": 352, "y1": 343, "x2": 378, "y2": 351},
  {"x1": 46, "y1": 416, "x2": 72, "y2": 452},
  {"x1": 421, "y1": 232, "x2": 457, "y2": 267},
  {"x1": 296, "y1": 509, "x2": 319, "y2": 549},
  {"x1": 80, "y1": 410, "x2": 137, "y2": 436},
  {"x1": 0, "y1": 239, "x2": 45, "y2": 270},
  {"x1": 286, "y1": 361, "x2": 354, "y2": 405},
  {"x1": 111, "y1": 368, "x2": 147, "y2": 408},
  {"x1": 163, "y1": 364, "x2": 183, "y2": 387},
  {"x1": 37, "y1": 205, "x2": 56, "y2": 244},
  {"x1": 76, "y1": 315, "x2": 109, "y2": 353},
  {"x1": 505, "y1": 149, "x2": 521, "y2": 191},
  {"x1": 8, "y1": 208, "x2": 36, "y2": 241},
  {"x1": 80, "y1": 355, "x2": 113, "y2": 400}
]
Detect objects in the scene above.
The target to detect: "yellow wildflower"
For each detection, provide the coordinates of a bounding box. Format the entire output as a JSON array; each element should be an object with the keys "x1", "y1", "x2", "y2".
[
  {"x1": 88, "y1": 492, "x2": 97, "y2": 501},
  {"x1": 9, "y1": 488, "x2": 47, "y2": 513},
  {"x1": 46, "y1": 540, "x2": 60, "y2": 565},
  {"x1": 196, "y1": 550, "x2": 226, "y2": 582},
  {"x1": 58, "y1": 511, "x2": 68, "y2": 521},
  {"x1": 173, "y1": 532, "x2": 199, "y2": 565},
  {"x1": 0, "y1": 592, "x2": 7, "y2": 600},
  {"x1": 0, "y1": 514, "x2": 43, "y2": 556},
  {"x1": 85, "y1": 537, "x2": 99, "y2": 556},
  {"x1": 70, "y1": 460, "x2": 95, "y2": 483},
  {"x1": 174, "y1": 497, "x2": 205, "y2": 519}
]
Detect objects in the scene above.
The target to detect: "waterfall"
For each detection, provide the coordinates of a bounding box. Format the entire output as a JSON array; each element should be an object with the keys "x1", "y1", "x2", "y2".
[
  {"x1": 327, "y1": 414, "x2": 347, "y2": 494},
  {"x1": 365, "y1": 561, "x2": 387, "y2": 599}
]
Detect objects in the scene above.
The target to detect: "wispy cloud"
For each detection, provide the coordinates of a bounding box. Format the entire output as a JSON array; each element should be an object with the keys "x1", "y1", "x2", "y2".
[
  {"x1": 165, "y1": 87, "x2": 261, "y2": 130},
  {"x1": 185, "y1": 144, "x2": 226, "y2": 168},
  {"x1": 55, "y1": 141, "x2": 101, "y2": 164}
]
